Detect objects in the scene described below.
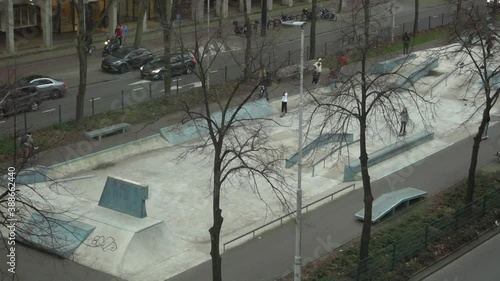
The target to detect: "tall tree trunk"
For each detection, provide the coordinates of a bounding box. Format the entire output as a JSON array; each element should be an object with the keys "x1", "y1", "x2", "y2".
[
  {"x1": 358, "y1": 0, "x2": 373, "y2": 277},
  {"x1": 465, "y1": 107, "x2": 490, "y2": 204},
  {"x1": 159, "y1": 0, "x2": 173, "y2": 94},
  {"x1": 243, "y1": 0, "x2": 252, "y2": 77},
  {"x1": 261, "y1": 0, "x2": 267, "y2": 37},
  {"x1": 75, "y1": 0, "x2": 88, "y2": 123},
  {"x1": 456, "y1": 0, "x2": 462, "y2": 23},
  {"x1": 413, "y1": 0, "x2": 419, "y2": 37},
  {"x1": 337, "y1": 0, "x2": 345, "y2": 13},
  {"x1": 310, "y1": 0, "x2": 317, "y2": 59},
  {"x1": 134, "y1": 0, "x2": 149, "y2": 47},
  {"x1": 209, "y1": 159, "x2": 224, "y2": 281}
]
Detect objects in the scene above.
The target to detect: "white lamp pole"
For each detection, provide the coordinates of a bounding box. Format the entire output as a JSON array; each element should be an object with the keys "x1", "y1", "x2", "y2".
[
  {"x1": 207, "y1": 0, "x2": 210, "y2": 92},
  {"x1": 282, "y1": 20, "x2": 306, "y2": 281}
]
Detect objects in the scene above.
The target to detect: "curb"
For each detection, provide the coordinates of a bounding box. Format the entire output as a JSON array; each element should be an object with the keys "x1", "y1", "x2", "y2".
[{"x1": 408, "y1": 225, "x2": 500, "y2": 281}]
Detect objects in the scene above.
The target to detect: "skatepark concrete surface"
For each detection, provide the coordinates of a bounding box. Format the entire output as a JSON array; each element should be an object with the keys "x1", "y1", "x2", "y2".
[{"x1": 3, "y1": 42, "x2": 500, "y2": 281}]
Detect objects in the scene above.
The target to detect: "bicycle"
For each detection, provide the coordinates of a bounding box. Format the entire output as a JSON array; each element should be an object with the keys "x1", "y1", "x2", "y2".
[{"x1": 254, "y1": 85, "x2": 269, "y2": 101}]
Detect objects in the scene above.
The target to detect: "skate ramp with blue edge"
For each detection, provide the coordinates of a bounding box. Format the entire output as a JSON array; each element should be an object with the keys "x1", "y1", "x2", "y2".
[
  {"x1": 17, "y1": 213, "x2": 96, "y2": 258},
  {"x1": 475, "y1": 70, "x2": 500, "y2": 91},
  {"x1": 370, "y1": 54, "x2": 416, "y2": 75},
  {"x1": 394, "y1": 57, "x2": 438, "y2": 90},
  {"x1": 98, "y1": 176, "x2": 149, "y2": 218},
  {"x1": 160, "y1": 99, "x2": 277, "y2": 145},
  {"x1": 2, "y1": 166, "x2": 48, "y2": 186}
]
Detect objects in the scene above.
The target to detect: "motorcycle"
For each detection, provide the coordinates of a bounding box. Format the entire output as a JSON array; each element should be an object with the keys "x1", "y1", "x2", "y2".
[{"x1": 102, "y1": 37, "x2": 121, "y2": 57}]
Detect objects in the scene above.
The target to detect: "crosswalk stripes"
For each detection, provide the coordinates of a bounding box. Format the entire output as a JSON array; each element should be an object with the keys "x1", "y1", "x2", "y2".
[{"x1": 192, "y1": 42, "x2": 241, "y2": 58}]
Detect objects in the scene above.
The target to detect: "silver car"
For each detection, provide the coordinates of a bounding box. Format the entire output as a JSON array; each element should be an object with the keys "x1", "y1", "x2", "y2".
[{"x1": 21, "y1": 75, "x2": 68, "y2": 99}]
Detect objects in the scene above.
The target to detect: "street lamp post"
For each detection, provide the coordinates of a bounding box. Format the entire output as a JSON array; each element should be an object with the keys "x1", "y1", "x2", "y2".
[{"x1": 282, "y1": 20, "x2": 306, "y2": 281}]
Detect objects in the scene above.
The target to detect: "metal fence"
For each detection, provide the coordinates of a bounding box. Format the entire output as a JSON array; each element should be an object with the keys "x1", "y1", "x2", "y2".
[
  {"x1": 223, "y1": 183, "x2": 356, "y2": 252},
  {"x1": 330, "y1": 187, "x2": 500, "y2": 281}
]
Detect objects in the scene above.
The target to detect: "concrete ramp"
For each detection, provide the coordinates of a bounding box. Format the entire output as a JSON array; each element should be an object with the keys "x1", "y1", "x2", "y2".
[
  {"x1": 17, "y1": 213, "x2": 95, "y2": 258},
  {"x1": 161, "y1": 99, "x2": 277, "y2": 145},
  {"x1": 2, "y1": 165, "x2": 48, "y2": 186},
  {"x1": 394, "y1": 57, "x2": 439, "y2": 90},
  {"x1": 370, "y1": 53, "x2": 417, "y2": 75},
  {"x1": 98, "y1": 176, "x2": 149, "y2": 218}
]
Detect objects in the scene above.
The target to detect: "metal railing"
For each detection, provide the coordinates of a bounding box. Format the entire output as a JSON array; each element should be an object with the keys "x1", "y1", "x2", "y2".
[
  {"x1": 311, "y1": 139, "x2": 360, "y2": 177},
  {"x1": 222, "y1": 183, "x2": 356, "y2": 251}
]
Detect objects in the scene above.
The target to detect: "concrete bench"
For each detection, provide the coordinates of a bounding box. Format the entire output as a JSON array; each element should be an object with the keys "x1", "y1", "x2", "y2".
[
  {"x1": 85, "y1": 123, "x2": 131, "y2": 140},
  {"x1": 355, "y1": 187, "x2": 427, "y2": 223},
  {"x1": 344, "y1": 131, "x2": 434, "y2": 182}
]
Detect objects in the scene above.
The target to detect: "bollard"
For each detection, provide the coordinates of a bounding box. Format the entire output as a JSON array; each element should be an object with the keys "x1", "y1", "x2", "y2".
[
  {"x1": 403, "y1": 23, "x2": 405, "y2": 35},
  {"x1": 225, "y1": 65, "x2": 228, "y2": 82},
  {"x1": 441, "y1": 13, "x2": 444, "y2": 26},
  {"x1": 121, "y1": 90, "x2": 124, "y2": 110},
  {"x1": 58, "y1": 105, "x2": 62, "y2": 124},
  {"x1": 149, "y1": 83, "x2": 152, "y2": 99},
  {"x1": 324, "y1": 42, "x2": 327, "y2": 56},
  {"x1": 91, "y1": 97, "x2": 95, "y2": 116},
  {"x1": 288, "y1": 50, "x2": 291, "y2": 65},
  {"x1": 391, "y1": 242, "x2": 397, "y2": 270},
  {"x1": 428, "y1": 16, "x2": 431, "y2": 29},
  {"x1": 176, "y1": 77, "x2": 179, "y2": 95},
  {"x1": 306, "y1": 46, "x2": 309, "y2": 60},
  {"x1": 23, "y1": 112, "x2": 27, "y2": 131}
]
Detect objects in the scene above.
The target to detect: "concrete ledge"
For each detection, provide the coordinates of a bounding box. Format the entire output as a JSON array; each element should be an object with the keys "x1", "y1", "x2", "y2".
[
  {"x1": 161, "y1": 99, "x2": 277, "y2": 145},
  {"x1": 286, "y1": 133, "x2": 353, "y2": 168},
  {"x1": 370, "y1": 53, "x2": 417, "y2": 75},
  {"x1": 395, "y1": 57, "x2": 438, "y2": 90},
  {"x1": 47, "y1": 133, "x2": 168, "y2": 179},
  {"x1": 344, "y1": 131, "x2": 434, "y2": 182}
]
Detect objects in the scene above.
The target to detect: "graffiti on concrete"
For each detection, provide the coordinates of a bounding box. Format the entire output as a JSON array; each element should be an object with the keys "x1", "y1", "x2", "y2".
[{"x1": 90, "y1": 235, "x2": 117, "y2": 252}]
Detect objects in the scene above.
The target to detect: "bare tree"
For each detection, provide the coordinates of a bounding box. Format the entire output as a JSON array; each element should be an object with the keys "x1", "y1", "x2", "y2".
[
  {"x1": 156, "y1": 0, "x2": 177, "y2": 94},
  {"x1": 310, "y1": 0, "x2": 318, "y2": 59},
  {"x1": 243, "y1": 0, "x2": 252, "y2": 77},
  {"x1": 450, "y1": 3, "x2": 500, "y2": 204},
  {"x1": 171, "y1": 23, "x2": 292, "y2": 281},
  {"x1": 134, "y1": 0, "x2": 150, "y2": 47},
  {"x1": 74, "y1": 0, "x2": 115, "y2": 122},
  {"x1": 413, "y1": 0, "x2": 419, "y2": 37},
  {"x1": 310, "y1": 0, "x2": 432, "y2": 276},
  {"x1": 261, "y1": 0, "x2": 268, "y2": 37}
]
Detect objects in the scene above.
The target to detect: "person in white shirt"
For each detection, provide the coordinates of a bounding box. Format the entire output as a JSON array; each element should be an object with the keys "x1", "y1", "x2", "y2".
[
  {"x1": 312, "y1": 58, "x2": 322, "y2": 85},
  {"x1": 281, "y1": 91, "x2": 288, "y2": 114}
]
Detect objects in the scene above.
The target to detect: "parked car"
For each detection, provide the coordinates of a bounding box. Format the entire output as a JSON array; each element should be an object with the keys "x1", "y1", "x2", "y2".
[
  {"x1": 18, "y1": 75, "x2": 67, "y2": 99},
  {"x1": 0, "y1": 85, "x2": 42, "y2": 119},
  {"x1": 101, "y1": 46, "x2": 154, "y2": 74},
  {"x1": 140, "y1": 53, "x2": 196, "y2": 80}
]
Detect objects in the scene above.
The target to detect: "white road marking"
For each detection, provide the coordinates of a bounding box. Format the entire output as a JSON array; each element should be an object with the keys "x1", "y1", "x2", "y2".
[
  {"x1": 132, "y1": 87, "x2": 144, "y2": 92},
  {"x1": 89, "y1": 97, "x2": 101, "y2": 101},
  {"x1": 433, "y1": 15, "x2": 439, "y2": 18},
  {"x1": 129, "y1": 80, "x2": 151, "y2": 86},
  {"x1": 190, "y1": 82, "x2": 202, "y2": 88},
  {"x1": 42, "y1": 109, "x2": 55, "y2": 113},
  {"x1": 170, "y1": 85, "x2": 183, "y2": 90},
  {"x1": 210, "y1": 70, "x2": 218, "y2": 73},
  {"x1": 395, "y1": 26, "x2": 399, "y2": 28},
  {"x1": 0, "y1": 121, "x2": 5, "y2": 124}
]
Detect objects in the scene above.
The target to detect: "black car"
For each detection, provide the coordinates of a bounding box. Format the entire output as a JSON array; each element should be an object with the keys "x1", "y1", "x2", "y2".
[
  {"x1": 101, "y1": 46, "x2": 154, "y2": 74},
  {"x1": 140, "y1": 53, "x2": 196, "y2": 80},
  {"x1": 0, "y1": 85, "x2": 42, "y2": 119}
]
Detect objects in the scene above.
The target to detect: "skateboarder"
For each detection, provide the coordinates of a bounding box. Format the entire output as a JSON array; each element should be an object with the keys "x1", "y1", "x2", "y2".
[
  {"x1": 399, "y1": 107, "x2": 409, "y2": 136},
  {"x1": 281, "y1": 91, "x2": 288, "y2": 116}
]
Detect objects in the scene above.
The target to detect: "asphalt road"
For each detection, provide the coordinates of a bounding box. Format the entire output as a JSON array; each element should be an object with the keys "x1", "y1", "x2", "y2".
[
  {"x1": 422, "y1": 232, "x2": 500, "y2": 281},
  {"x1": 0, "y1": 1, "x2": 458, "y2": 136}
]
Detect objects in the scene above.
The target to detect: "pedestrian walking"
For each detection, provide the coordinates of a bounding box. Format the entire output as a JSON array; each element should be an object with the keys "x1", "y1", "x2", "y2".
[
  {"x1": 403, "y1": 32, "x2": 410, "y2": 55},
  {"x1": 312, "y1": 58, "x2": 322, "y2": 85},
  {"x1": 337, "y1": 53, "x2": 347, "y2": 72},
  {"x1": 399, "y1": 107, "x2": 409, "y2": 136},
  {"x1": 328, "y1": 67, "x2": 338, "y2": 89},
  {"x1": 20, "y1": 132, "x2": 37, "y2": 158},
  {"x1": 487, "y1": 36, "x2": 494, "y2": 58},
  {"x1": 482, "y1": 122, "x2": 489, "y2": 140},
  {"x1": 281, "y1": 91, "x2": 288, "y2": 116}
]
